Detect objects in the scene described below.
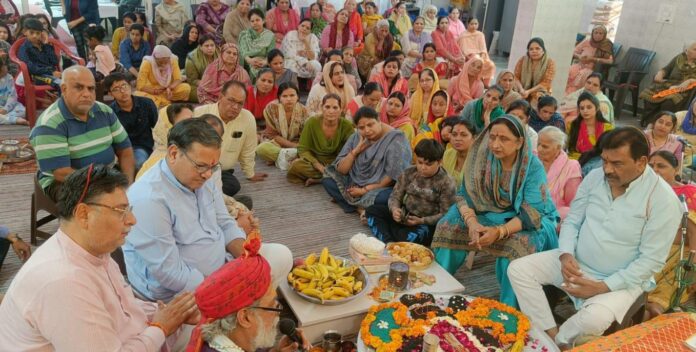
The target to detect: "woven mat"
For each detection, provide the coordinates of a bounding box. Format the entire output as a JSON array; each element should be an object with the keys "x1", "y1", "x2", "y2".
[
  {"x1": 0, "y1": 137, "x2": 37, "y2": 176},
  {"x1": 572, "y1": 312, "x2": 696, "y2": 352}
]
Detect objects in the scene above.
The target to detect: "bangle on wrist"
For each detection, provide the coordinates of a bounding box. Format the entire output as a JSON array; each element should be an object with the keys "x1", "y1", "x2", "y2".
[{"x1": 147, "y1": 321, "x2": 169, "y2": 336}]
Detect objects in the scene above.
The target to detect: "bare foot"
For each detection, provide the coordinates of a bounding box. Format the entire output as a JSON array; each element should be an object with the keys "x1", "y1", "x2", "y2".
[
  {"x1": 357, "y1": 208, "x2": 367, "y2": 225},
  {"x1": 304, "y1": 178, "x2": 321, "y2": 187},
  {"x1": 16, "y1": 118, "x2": 29, "y2": 126}
]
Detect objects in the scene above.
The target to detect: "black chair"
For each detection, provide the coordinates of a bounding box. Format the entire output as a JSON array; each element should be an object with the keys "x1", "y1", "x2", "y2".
[
  {"x1": 30, "y1": 177, "x2": 59, "y2": 245},
  {"x1": 111, "y1": 247, "x2": 128, "y2": 277},
  {"x1": 544, "y1": 285, "x2": 647, "y2": 336},
  {"x1": 603, "y1": 47, "x2": 656, "y2": 118},
  {"x1": 595, "y1": 42, "x2": 623, "y2": 81}
]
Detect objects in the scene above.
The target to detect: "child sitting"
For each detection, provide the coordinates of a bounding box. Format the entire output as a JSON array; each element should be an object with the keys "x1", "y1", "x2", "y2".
[
  {"x1": 366, "y1": 139, "x2": 456, "y2": 245},
  {"x1": 0, "y1": 60, "x2": 27, "y2": 125},
  {"x1": 17, "y1": 18, "x2": 61, "y2": 90}
]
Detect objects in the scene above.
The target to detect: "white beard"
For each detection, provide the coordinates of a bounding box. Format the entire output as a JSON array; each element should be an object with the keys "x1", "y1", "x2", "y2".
[{"x1": 252, "y1": 314, "x2": 279, "y2": 350}]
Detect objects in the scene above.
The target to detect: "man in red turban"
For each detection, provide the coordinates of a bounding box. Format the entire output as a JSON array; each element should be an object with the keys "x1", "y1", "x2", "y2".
[{"x1": 187, "y1": 234, "x2": 310, "y2": 352}]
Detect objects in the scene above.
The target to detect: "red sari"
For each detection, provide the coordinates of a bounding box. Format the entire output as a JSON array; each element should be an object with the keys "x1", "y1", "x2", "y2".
[
  {"x1": 348, "y1": 10, "x2": 364, "y2": 54},
  {"x1": 244, "y1": 85, "x2": 279, "y2": 121}
]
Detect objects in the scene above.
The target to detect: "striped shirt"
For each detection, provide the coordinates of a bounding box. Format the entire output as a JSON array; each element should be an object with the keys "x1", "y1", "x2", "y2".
[{"x1": 30, "y1": 98, "x2": 132, "y2": 188}]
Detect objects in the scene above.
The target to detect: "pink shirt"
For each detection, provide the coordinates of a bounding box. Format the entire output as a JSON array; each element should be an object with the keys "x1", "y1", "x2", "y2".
[{"x1": 0, "y1": 229, "x2": 168, "y2": 352}]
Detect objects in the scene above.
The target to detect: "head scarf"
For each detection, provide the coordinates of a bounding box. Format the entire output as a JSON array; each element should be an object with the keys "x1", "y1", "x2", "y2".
[
  {"x1": 171, "y1": 24, "x2": 201, "y2": 69},
  {"x1": 269, "y1": 6, "x2": 300, "y2": 35},
  {"x1": 373, "y1": 19, "x2": 394, "y2": 59},
  {"x1": 329, "y1": 10, "x2": 351, "y2": 49},
  {"x1": 427, "y1": 89, "x2": 454, "y2": 124},
  {"x1": 464, "y1": 115, "x2": 530, "y2": 212},
  {"x1": 379, "y1": 92, "x2": 412, "y2": 129},
  {"x1": 144, "y1": 45, "x2": 175, "y2": 87},
  {"x1": 197, "y1": 43, "x2": 250, "y2": 103},
  {"x1": 186, "y1": 233, "x2": 271, "y2": 352},
  {"x1": 520, "y1": 37, "x2": 549, "y2": 89},
  {"x1": 410, "y1": 67, "x2": 441, "y2": 128},
  {"x1": 422, "y1": 6, "x2": 437, "y2": 32},
  {"x1": 389, "y1": 7, "x2": 412, "y2": 36},
  {"x1": 322, "y1": 60, "x2": 356, "y2": 110},
  {"x1": 495, "y1": 69, "x2": 523, "y2": 109},
  {"x1": 589, "y1": 25, "x2": 613, "y2": 59},
  {"x1": 94, "y1": 45, "x2": 116, "y2": 76},
  {"x1": 683, "y1": 96, "x2": 696, "y2": 132},
  {"x1": 451, "y1": 55, "x2": 484, "y2": 104}
]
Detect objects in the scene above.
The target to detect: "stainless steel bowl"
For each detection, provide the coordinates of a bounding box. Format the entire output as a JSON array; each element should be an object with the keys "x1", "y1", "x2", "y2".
[{"x1": 291, "y1": 256, "x2": 369, "y2": 306}]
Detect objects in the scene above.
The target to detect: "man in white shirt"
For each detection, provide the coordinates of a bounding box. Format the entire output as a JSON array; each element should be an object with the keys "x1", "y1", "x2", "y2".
[{"x1": 509, "y1": 127, "x2": 682, "y2": 349}]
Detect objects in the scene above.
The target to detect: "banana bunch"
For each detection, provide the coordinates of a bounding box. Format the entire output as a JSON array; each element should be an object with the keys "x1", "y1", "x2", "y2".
[{"x1": 288, "y1": 247, "x2": 365, "y2": 303}]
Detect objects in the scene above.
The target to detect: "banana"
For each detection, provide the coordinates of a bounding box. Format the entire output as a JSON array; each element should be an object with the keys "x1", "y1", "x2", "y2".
[
  {"x1": 301, "y1": 288, "x2": 324, "y2": 302},
  {"x1": 292, "y1": 268, "x2": 315, "y2": 280},
  {"x1": 293, "y1": 281, "x2": 309, "y2": 291},
  {"x1": 287, "y1": 273, "x2": 295, "y2": 282},
  {"x1": 322, "y1": 287, "x2": 335, "y2": 297},
  {"x1": 329, "y1": 254, "x2": 338, "y2": 269},
  {"x1": 317, "y1": 264, "x2": 329, "y2": 280},
  {"x1": 322, "y1": 280, "x2": 334, "y2": 289},
  {"x1": 319, "y1": 247, "x2": 329, "y2": 265},
  {"x1": 332, "y1": 287, "x2": 351, "y2": 297},
  {"x1": 305, "y1": 253, "x2": 317, "y2": 266},
  {"x1": 309, "y1": 279, "x2": 318, "y2": 289},
  {"x1": 353, "y1": 281, "x2": 363, "y2": 292},
  {"x1": 337, "y1": 280, "x2": 354, "y2": 292}
]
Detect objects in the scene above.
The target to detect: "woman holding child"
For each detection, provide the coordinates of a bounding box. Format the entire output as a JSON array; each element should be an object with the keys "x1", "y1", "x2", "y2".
[{"x1": 431, "y1": 115, "x2": 559, "y2": 307}]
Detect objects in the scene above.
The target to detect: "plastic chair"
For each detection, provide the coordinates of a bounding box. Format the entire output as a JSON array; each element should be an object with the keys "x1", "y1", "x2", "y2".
[
  {"x1": 9, "y1": 37, "x2": 85, "y2": 127},
  {"x1": 602, "y1": 47, "x2": 656, "y2": 118},
  {"x1": 594, "y1": 42, "x2": 622, "y2": 81},
  {"x1": 30, "y1": 177, "x2": 59, "y2": 245}
]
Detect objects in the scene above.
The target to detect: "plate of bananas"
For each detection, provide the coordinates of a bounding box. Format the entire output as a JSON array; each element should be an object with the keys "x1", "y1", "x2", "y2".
[{"x1": 287, "y1": 247, "x2": 369, "y2": 305}]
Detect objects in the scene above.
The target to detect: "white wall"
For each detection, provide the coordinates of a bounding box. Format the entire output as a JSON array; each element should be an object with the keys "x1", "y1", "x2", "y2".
[
  {"x1": 613, "y1": 0, "x2": 696, "y2": 90},
  {"x1": 508, "y1": 0, "x2": 584, "y2": 96}
]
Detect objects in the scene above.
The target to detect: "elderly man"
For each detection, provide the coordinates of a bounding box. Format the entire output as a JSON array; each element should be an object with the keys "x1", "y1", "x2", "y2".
[
  {"x1": 0, "y1": 165, "x2": 197, "y2": 351},
  {"x1": 194, "y1": 80, "x2": 267, "y2": 205},
  {"x1": 30, "y1": 66, "x2": 135, "y2": 201},
  {"x1": 509, "y1": 127, "x2": 682, "y2": 349},
  {"x1": 123, "y1": 118, "x2": 291, "y2": 303},
  {"x1": 186, "y1": 236, "x2": 310, "y2": 352}
]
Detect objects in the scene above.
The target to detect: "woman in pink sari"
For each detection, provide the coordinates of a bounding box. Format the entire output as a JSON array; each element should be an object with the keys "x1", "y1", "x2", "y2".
[
  {"x1": 448, "y1": 55, "x2": 484, "y2": 113},
  {"x1": 368, "y1": 56, "x2": 409, "y2": 98},
  {"x1": 265, "y1": 0, "x2": 300, "y2": 47},
  {"x1": 537, "y1": 126, "x2": 582, "y2": 220},
  {"x1": 645, "y1": 111, "x2": 684, "y2": 165},
  {"x1": 195, "y1": 0, "x2": 229, "y2": 45},
  {"x1": 197, "y1": 43, "x2": 251, "y2": 104},
  {"x1": 431, "y1": 16, "x2": 465, "y2": 76},
  {"x1": 380, "y1": 91, "x2": 415, "y2": 143},
  {"x1": 320, "y1": 9, "x2": 355, "y2": 59},
  {"x1": 447, "y1": 8, "x2": 465, "y2": 39}
]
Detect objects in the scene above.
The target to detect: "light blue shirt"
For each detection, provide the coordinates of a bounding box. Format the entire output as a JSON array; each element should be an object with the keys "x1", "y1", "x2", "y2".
[
  {"x1": 559, "y1": 167, "x2": 681, "y2": 294},
  {"x1": 123, "y1": 159, "x2": 246, "y2": 301}
]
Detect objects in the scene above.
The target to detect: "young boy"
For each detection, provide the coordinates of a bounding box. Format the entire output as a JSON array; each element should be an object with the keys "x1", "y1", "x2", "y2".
[
  {"x1": 119, "y1": 23, "x2": 150, "y2": 78},
  {"x1": 17, "y1": 18, "x2": 61, "y2": 90},
  {"x1": 0, "y1": 60, "x2": 27, "y2": 125},
  {"x1": 529, "y1": 95, "x2": 565, "y2": 132},
  {"x1": 366, "y1": 139, "x2": 456, "y2": 245}
]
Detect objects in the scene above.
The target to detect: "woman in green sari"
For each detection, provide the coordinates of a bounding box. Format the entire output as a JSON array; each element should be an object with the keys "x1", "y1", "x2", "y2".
[
  {"x1": 238, "y1": 8, "x2": 275, "y2": 81},
  {"x1": 431, "y1": 115, "x2": 559, "y2": 307},
  {"x1": 460, "y1": 85, "x2": 505, "y2": 134},
  {"x1": 185, "y1": 33, "x2": 219, "y2": 103},
  {"x1": 287, "y1": 93, "x2": 355, "y2": 186},
  {"x1": 308, "y1": 3, "x2": 328, "y2": 38}
]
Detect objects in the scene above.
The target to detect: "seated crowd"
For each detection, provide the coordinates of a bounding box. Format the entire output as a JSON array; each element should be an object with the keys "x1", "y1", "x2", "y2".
[{"x1": 1, "y1": 1, "x2": 696, "y2": 351}]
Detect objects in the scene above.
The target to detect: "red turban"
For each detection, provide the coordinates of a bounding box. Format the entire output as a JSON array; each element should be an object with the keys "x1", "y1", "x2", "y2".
[{"x1": 186, "y1": 234, "x2": 271, "y2": 352}]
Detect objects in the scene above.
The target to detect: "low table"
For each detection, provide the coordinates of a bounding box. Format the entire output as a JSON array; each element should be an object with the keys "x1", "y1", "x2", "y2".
[{"x1": 279, "y1": 262, "x2": 465, "y2": 343}]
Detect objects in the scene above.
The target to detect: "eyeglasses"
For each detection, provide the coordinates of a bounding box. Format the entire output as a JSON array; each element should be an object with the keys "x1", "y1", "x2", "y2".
[
  {"x1": 110, "y1": 83, "x2": 131, "y2": 93},
  {"x1": 85, "y1": 203, "x2": 133, "y2": 221},
  {"x1": 249, "y1": 300, "x2": 284, "y2": 314},
  {"x1": 225, "y1": 96, "x2": 244, "y2": 108},
  {"x1": 181, "y1": 149, "x2": 221, "y2": 175}
]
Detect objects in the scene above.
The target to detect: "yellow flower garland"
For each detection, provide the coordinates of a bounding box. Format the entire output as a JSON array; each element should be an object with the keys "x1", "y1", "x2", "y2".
[{"x1": 360, "y1": 302, "x2": 412, "y2": 352}]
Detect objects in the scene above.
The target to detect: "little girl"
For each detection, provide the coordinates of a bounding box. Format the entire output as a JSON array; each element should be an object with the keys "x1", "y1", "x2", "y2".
[{"x1": 0, "y1": 60, "x2": 27, "y2": 125}]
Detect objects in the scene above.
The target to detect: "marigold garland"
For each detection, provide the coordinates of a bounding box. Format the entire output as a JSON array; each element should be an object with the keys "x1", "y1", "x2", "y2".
[
  {"x1": 455, "y1": 298, "x2": 530, "y2": 345},
  {"x1": 360, "y1": 302, "x2": 412, "y2": 352}
]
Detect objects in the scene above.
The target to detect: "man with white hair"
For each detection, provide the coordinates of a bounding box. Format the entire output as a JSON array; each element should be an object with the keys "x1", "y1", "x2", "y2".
[
  {"x1": 186, "y1": 234, "x2": 310, "y2": 352},
  {"x1": 30, "y1": 65, "x2": 136, "y2": 201}
]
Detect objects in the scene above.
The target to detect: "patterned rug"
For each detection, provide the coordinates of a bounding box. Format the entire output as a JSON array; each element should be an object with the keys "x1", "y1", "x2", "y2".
[{"x1": 0, "y1": 137, "x2": 37, "y2": 176}]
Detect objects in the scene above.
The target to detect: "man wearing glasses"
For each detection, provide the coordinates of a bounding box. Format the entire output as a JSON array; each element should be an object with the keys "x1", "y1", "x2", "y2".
[
  {"x1": 104, "y1": 72, "x2": 159, "y2": 170},
  {"x1": 194, "y1": 80, "x2": 268, "y2": 208},
  {"x1": 123, "y1": 118, "x2": 292, "y2": 306},
  {"x1": 187, "y1": 235, "x2": 311, "y2": 352},
  {"x1": 0, "y1": 165, "x2": 198, "y2": 350},
  {"x1": 30, "y1": 66, "x2": 136, "y2": 202}
]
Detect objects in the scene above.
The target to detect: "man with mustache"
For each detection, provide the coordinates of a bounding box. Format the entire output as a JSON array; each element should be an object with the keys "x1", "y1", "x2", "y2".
[
  {"x1": 30, "y1": 65, "x2": 136, "y2": 201},
  {"x1": 508, "y1": 127, "x2": 682, "y2": 350}
]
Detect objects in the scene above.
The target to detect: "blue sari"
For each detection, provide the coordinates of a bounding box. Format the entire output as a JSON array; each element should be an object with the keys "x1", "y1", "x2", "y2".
[{"x1": 431, "y1": 115, "x2": 559, "y2": 307}]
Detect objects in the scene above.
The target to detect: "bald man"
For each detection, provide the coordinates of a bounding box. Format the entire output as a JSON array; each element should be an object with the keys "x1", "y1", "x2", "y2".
[{"x1": 29, "y1": 66, "x2": 136, "y2": 201}]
